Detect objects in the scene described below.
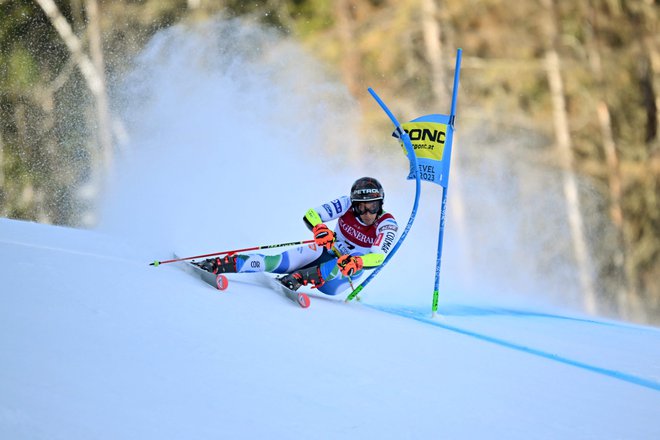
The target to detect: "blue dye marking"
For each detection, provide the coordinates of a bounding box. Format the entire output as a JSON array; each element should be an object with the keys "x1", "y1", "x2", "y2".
[{"x1": 368, "y1": 304, "x2": 660, "y2": 392}]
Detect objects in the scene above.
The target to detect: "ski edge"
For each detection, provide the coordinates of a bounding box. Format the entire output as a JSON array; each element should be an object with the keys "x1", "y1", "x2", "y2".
[
  {"x1": 256, "y1": 273, "x2": 311, "y2": 309},
  {"x1": 173, "y1": 253, "x2": 228, "y2": 291},
  {"x1": 172, "y1": 255, "x2": 309, "y2": 308}
]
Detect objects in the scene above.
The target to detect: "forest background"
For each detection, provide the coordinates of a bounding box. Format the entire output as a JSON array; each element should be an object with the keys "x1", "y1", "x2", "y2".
[{"x1": 0, "y1": 0, "x2": 658, "y2": 325}]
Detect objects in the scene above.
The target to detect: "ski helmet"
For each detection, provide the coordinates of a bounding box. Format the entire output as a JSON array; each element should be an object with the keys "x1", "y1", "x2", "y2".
[{"x1": 350, "y1": 177, "x2": 384, "y2": 215}]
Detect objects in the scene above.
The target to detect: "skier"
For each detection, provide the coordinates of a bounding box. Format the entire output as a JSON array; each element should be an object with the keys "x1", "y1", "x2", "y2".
[{"x1": 195, "y1": 177, "x2": 398, "y2": 295}]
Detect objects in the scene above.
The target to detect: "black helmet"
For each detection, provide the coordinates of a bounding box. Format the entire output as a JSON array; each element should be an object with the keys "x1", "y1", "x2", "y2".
[
  {"x1": 350, "y1": 177, "x2": 384, "y2": 202},
  {"x1": 350, "y1": 177, "x2": 384, "y2": 216}
]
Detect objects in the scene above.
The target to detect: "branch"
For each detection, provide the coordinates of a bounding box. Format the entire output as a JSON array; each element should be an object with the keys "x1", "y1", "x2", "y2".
[{"x1": 33, "y1": 0, "x2": 104, "y2": 98}]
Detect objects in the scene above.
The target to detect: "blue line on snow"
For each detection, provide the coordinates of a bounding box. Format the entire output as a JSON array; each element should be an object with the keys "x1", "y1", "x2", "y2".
[
  {"x1": 369, "y1": 305, "x2": 660, "y2": 392},
  {"x1": 404, "y1": 303, "x2": 660, "y2": 334}
]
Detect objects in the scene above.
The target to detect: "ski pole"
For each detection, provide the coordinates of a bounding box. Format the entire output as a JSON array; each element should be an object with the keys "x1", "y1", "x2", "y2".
[
  {"x1": 330, "y1": 245, "x2": 356, "y2": 292},
  {"x1": 303, "y1": 208, "x2": 356, "y2": 292},
  {"x1": 149, "y1": 239, "x2": 315, "y2": 266}
]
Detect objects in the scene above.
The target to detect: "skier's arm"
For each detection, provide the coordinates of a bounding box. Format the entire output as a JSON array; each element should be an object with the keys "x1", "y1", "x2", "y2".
[
  {"x1": 302, "y1": 196, "x2": 351, "y2": 230},
  {"x1": 338, "y1": 216, "x2": 398, "y2": 274},
  {"x1": 362, "y1": 217, "x2": 399, "y2": 268}
]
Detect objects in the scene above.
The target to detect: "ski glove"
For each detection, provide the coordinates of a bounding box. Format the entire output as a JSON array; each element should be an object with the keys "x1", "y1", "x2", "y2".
[
  {"x1": 312, "y1": 223, "x2": 335, "y2": 250},
  {"x1": 337, "y1": 254, "x2": 363, "y2": 277}
]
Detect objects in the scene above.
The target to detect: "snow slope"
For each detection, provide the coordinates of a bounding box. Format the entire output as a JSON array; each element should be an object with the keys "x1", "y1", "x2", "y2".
[
  {"x1": 2, "y1": 18, "x2": 660, "y2": 439},
  {"x1": 2, "y1": 218, "x2": 660, "y2": 439}
]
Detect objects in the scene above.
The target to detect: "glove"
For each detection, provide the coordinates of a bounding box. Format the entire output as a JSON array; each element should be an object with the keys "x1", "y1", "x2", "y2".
[
  {"x1": 312, "y1": 223, "x2": 335, "y2": 250},
  {"x1": 337, "y1": 254, "x2": 363, "y2": 277}
]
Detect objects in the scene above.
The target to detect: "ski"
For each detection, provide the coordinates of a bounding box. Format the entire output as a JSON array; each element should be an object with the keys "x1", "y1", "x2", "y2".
[
  {"x1": 261, "y1": 273, "x2": 311, "y2": 309},
  {"x1": 173, "y1": 254, "x2": 229, "y2": 291},
  {"x1": 173, "y1": 254, "x2": 310, "y2": 308}
]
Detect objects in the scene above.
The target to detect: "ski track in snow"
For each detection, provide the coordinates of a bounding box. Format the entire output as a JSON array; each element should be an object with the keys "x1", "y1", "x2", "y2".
[{"x1": 0, "y1": 239, "x2": 142, "y2": 266}]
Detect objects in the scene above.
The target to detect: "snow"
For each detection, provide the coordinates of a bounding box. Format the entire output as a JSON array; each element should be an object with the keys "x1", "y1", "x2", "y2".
[
  {"x1": 2, "y1": 18, "x2": 660, "y2": 439},
  {"x1": 2, "y1": 217, "x2": 660, "y2": 439}
]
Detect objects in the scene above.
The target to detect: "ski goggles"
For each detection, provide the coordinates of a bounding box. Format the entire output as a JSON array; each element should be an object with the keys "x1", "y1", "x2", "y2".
[{"x1": 355, "y1": 201, "x2": 381, "y2": 215}]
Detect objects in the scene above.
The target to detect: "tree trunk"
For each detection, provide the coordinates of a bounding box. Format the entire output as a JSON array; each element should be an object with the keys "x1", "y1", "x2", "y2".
[
  {"x1": 595, "y1": 102, "x2": 645, "y2": 319},
  {"x1": 541, "y1": 0, "x2": 598, "y2": 314},
  {"x1": 35, "y1": 0, "x2": 114, "y2": 174},
  {"x1": 335, "y1": 0, "x2": 360, "y2": 98},
  {"x1": 333, "y1": 0, "x2": 362, "y2": 166},
  {"x1": 421, "y1": 0, "x2": 447, "y2": 106},
  {"x1": 85, "y1": 0, "x2": 114, "y2": 220},
  {"x1": 585, "y1": 0, "x2": 638, "y2": 319},
  {"x1": 0, "y1": 128, "x2": 5, "y2": 217},
  {"x1": 632, "y1": 0, "x2": 659, "y2": 147},
  {"x1": 420, "y1": 0, "x2": 472, "y2": 287},
  {"x1": 35, "y1": 0, "x2": 117, "y2": 226},
  {"x1": 639, "y1": 52, "x2": 658, "y2": 145},
  {"x1": 70, "y1": 0, "x2": 85, "y2": 33},
  {"x1": 14, "y1": 101, "x2": 33, "y2": 215},
  {"x1": 40, "y1": 85, "x2": 57, "y2": 209},
  {"x1": 635, "y1": 3, "x2": 659, "y2": 148}
]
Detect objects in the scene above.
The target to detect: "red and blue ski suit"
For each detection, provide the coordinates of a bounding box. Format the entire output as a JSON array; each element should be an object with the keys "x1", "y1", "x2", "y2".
[{"x1": 234, "y1": 196, "x2": 398, "y2": 295}]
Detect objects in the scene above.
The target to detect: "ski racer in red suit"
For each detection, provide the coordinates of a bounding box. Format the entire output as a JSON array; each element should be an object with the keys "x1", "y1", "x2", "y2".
[{"x1": 196, "y1": 177, "x2": 398, "y2": 295}]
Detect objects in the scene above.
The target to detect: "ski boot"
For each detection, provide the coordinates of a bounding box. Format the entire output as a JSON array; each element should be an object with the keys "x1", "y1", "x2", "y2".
[
  {"x1": 195, "y1": 254, "x2": 238, "y2": 274},
  {"x1": 278, "y1": 266, "x2": 325, "y2": 291}
]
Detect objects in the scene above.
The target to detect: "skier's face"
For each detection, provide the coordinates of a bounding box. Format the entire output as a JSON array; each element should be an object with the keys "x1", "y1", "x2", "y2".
[
  {"x1": 355, "y1": 201, "x2": 380, "y2": 215},
  {"x1": 359, "y1": 210, "x2": 377, "y2": 226},
  {"x1": 356, "y1": 201, "x2": 380, "y2": 225}
]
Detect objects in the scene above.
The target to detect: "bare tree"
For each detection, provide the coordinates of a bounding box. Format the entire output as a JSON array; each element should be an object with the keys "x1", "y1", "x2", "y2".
[
  {"x1": 335, "y1": 0, "x2": 361, "y2": 98},
  {"x1": 421, "y1": 0, "x2": 448, "y2": 106},
  {"x1": 85, "y1": 0, "x2": 113, "y2": 167},
  {"x1": 541, "y1": 0, "x2": 598, "y2": 314},
  {"x1": 636, "y1": 8, "x2": 659, "y2": 147},
  {"x1": 420, "y1": 0, "x2": 472, "y2": 286},
  {"x1": 34, "y1": 0, "x2": 114, "y2": 175},
  {"x1": 639, "y1": 54, "x2": 658, "y2": 145},
  {"x1": 583, "y1": 0, "x2": 640, "y2": 319},
  {"x1": 333, "y1": 0, "x2": 363, "y2": 166},
  {"x1": 0, "y1": 128, "x2": 4, "y2": 217}
]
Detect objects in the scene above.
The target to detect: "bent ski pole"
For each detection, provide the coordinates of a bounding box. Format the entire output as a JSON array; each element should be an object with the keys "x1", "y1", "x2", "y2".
[{"x1": 149, "y1": 239, "x2": 315, "y2": 266}]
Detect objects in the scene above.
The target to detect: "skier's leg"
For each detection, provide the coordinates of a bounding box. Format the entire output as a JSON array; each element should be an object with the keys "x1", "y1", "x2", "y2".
[
  {"x1": 197, "y1": 244, "x2": 326, "y2": 274},
  {"x1": 258, "y1": 243, "x2": 337, "y2": 274},
  {"x1": 316, "y1": 262, "x2": 365, "y2": 295},
  {"x1": 280, "y1": 252, "x2": 366, "y2": 294}
]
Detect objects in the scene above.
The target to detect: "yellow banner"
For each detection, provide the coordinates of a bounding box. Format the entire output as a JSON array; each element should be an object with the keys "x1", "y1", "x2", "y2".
[{"x1": 400, "y1": 122, "x2": 447, "y2": 161}]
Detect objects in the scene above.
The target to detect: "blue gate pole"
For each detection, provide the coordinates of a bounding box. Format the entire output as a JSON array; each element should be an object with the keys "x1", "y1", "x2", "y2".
[
  {"x1": 432, "y1": 48, "x2": 462, "y2": 317},
  {"x1": 344, "y1": 88, "x2": 422, "y2": 303}
]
